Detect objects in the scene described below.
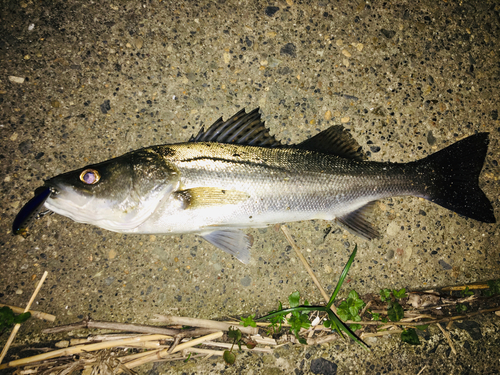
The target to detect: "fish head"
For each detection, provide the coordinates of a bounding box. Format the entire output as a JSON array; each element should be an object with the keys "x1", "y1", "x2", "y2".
[{"x1": 43, "y1": 149, "x2": 179, "y2": 231}]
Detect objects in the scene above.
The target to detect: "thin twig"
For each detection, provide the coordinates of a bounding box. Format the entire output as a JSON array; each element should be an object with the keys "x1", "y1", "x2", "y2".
[
  {"x1": 122, "y1": 331, "x2": 223, "y2": 370},
  {"x1": 0, "y1": 334, "x2": 172, "y2": 370},
  {"x1": 0, "y1": 271, "x2": 48, "y2": 365},
  {"x1": 281, "y1": 226, "x2": 337, "y2": 314},
  {"x1": 151, "y1": 315, "x2": 258, "y2": 335},
  {"x1": 43, "y1": 319, "x2": 216, "y2": 338},
  {"x1": 436, "y1": 323, "x2": 457, "y2": 355},
  {"x1": 0, "y1": 303, "x2": 56, "y2": 322}
]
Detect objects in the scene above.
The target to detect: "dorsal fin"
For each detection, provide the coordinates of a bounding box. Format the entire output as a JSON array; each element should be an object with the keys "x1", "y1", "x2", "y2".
[
  {"x1": 189, "y1": 108, "x2": 282, "y2": 147},
  {"x1": 296, "y1": 125, "x2": 365, "y2": 161}
]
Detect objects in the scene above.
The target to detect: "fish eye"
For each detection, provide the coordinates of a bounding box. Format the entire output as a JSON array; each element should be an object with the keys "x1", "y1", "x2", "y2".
[{"x1": 79, "y1": 169, "x2": 101, "y2": 185}]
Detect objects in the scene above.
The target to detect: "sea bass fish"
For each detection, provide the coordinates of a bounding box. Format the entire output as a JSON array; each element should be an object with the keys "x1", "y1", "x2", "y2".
[{"x1": 14, "y1": 108, "x2": 495, "y2": 263}]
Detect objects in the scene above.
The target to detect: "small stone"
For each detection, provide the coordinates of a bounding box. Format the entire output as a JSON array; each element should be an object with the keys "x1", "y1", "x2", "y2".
[
  {"x1": 126, "y1": 42, "x2": 132, "y2": 48},
  {"x1": 340, "y1": 116, "x2": 350, "y2": 123},
  {"x1": 438, "y1": 259, "x2": 452, "y2": 270},
  {"x1": 280, "y1": 43, "x2": 297, "y2": 58},
  {"x1": 10, "y1": 132, "x2": 18, "y2": 141},
  {"x1": 356, "y1": 43, "x2": 364, "y2": 51},
  {"x1": 223, "y1": 52, "x2": 231, "y2": 64},
  {"x1": 387, "y1": 221, "x2": 400, "y2": 236},
  {"x1": 310, "y1": 358, "x2": 338, "y2": 375},
  {"x1": 55, "y1": 340, "x2": 70, "y2": 348},
  {"x1": 324, "y1": 110, "x2": 332, "y2": 120},
  {"x1": 51, "y1": 100, "x2": 60, "y2": 108},
  {"x1": 342, "y1": 49, "x2": 351, "y2": 57},
  {"x1": 18, "y1": 140, "x2": 32, "y2": 154},
  {"x1": 381, "y1": 29, "x2": 396, "y2": 39},
  {"x1": 16, "y1": 289, "x2": 23, "y2": 295},
  {"x1": 265, "y1": 6, "x2": 279, "y2": 17},
  {"x1": 24, "y1": 55, "x2": 30, "y2": 60},
  {"x1": 108, "y1": 249, "x2": 117, "y2": 259},
  {"x1": 240, "y1": 276, "x2": 251, "y2": 287},
  {"x1": 134, "y1": 37, "x2": 143, "y2": 49},
  {"x1": 100, "y1": 100, "x2": 111, "y2": 114},
  {"x1": 9, "y1": 76, "x2": 25, "y2": 84}
]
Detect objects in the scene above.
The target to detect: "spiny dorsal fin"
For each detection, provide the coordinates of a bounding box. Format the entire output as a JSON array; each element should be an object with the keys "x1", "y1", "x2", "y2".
[
  {"x1": 296, "y1": 125, "x2": 365, "y2": 161},
  {"x1": 174, "y1": 187, "x2": 250, "y2": 209},
  {"x1": 335, "y1": 202, "x2": 379, "y2": 240},
  {"x1": 189, "y1": 108, "x2": 282, "y2": 147}
]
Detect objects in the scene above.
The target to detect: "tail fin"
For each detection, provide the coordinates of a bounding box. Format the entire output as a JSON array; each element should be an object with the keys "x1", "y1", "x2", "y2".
[{"x1": 417, "y1": 133, "x2": 495, "y2": 223}]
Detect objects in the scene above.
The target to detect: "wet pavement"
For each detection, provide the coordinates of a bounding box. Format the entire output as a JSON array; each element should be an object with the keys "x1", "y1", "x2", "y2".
[{"x1": 1, "y1": 0, "x2": 500, "y2": 373}]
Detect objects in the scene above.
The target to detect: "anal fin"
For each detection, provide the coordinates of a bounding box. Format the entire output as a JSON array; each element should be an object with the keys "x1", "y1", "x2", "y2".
[
  {"x1": 335, "y1": 203, "x2": 379, "y2": 240},
  {"x1": 200, "y1": 229, "x2": 251, "y2": 264}
]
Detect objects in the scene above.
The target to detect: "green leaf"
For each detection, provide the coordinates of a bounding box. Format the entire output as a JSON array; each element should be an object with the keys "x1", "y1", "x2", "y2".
[
  {"x1": 415, "y1": 324, "x2": 428, "y2": 331},
  {"x1": 223, "y1": 350, "x2": 236, "y2": 365},
  {"x1": 387, "y1": 301, "x2": 404, "y2": 322},
  {"x1": 298, "y1": 337, "x2": 308, "y2": 345},
  {"x1": 349, "y1": 323, "x2": 362, "y2": 332},
  {"x1": 228, "y1": 327, "x2": 242, "y2": 342},
  {"x1": 381, "y1": 317, "x2": 388, "y2": 323},
  {"x1": 183, "y1": 352, "x2": 192, "y2": 362},
  {"x1": 393, "y1": 288, "x2": 407, "y2": 299},
  {"x1": 401, "y1": 328, "x2": 420, "y2": 345},
  {"x1": 337, "y1": 301, "x2": 350, "y2": 321},
  {"x1": 460, "y1": 286, "x2": 474, "y2": 297},
  {"x1": 380, "y1": 288, "x2": 391, "y2": 302},
  {"x1": 487, "y1": 279, "x2": 500, "y2": 295},
  {"x1": 371, "y1": 312, "x2": 381, "y2": 321},
  {"x1": 348, "y1": 290, "x2": 360, "y2": 300},
  {"x1": 323, "y1": 319, "x2": 332, "y2": 328},
  {"x1": 240, "y1": 314, "x2": 257, "y2": 328},
  {"x1": 289, "y1": 291, "x2": 301, "y2": 308},
  {"x1": 326, "y1": 245, "x2": 357, "y2": 309},
  {"x1": 456, "y1": 304, "x2": 468, "y2": 313},
  {"x1": 245, "y1": 340, "x2": 257, "y2": 349}
]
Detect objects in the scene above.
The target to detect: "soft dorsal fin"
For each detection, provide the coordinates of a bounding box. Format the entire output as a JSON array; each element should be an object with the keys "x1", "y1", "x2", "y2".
[
  {"x1": 189, "y1": 108, "x2": 282, "y2": 147},
  {"x1": 296, "y1": 125, "x2": 365, "y2": 161}
]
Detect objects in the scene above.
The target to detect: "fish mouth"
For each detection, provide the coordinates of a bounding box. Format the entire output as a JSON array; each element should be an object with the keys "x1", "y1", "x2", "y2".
[{"x1": 13, "y1": 185, "x2": 56, "y2": 236}]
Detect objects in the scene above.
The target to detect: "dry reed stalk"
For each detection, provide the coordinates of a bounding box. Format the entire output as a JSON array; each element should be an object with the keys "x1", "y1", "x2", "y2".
[{"x1": 0, "y1": 271, "x2": 49, "y2": 365}]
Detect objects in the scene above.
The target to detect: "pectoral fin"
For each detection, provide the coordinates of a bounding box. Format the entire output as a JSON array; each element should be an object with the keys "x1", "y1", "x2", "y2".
[
  {"x1": 335, "y1": 203, "x2": 379, "y2": 240},
  {"x1": 200, "y1": 229, "x2": 251, "y2": 264},
  {"x1": 175, "y1": 187, "x2": 249, "y2": 209}
]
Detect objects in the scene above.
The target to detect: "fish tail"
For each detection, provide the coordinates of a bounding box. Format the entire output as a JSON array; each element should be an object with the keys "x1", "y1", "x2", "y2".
[{"x1": 416, "y1": 133, "x2": 495, "y2": 223}]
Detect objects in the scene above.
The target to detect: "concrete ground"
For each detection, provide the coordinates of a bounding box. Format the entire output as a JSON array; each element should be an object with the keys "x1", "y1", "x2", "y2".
[{"x1": 1, "y1": 0, "x2": 499, "y2": 373}]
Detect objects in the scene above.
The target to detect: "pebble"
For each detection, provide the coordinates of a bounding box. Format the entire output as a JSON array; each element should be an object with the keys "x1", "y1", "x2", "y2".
[
  {"x1": 55, "y1": 340, "x2": 69, "y2": 348},
  {"x1": 386, "y1": 221, "x2": 400, "y2": 236},
  {"x1": 240, "y1": 276, "x2": 251, "y2": 287},
  {"x1": 341, "y1": 49, "x2": 351, "y2": 58},
  {"x1": 340, "y1": 117, "x2": 350, "y2": 123},
  {"x1": 134, "y1": 37, "x2": 144, "y2": 49},
  {"x1": 16, "y1": 289, "x2": 23, "y2": 294},
  {"x1": 9, "y1": 76, "x2": 25, "y2": 84},
  {"x1": 108, "y1": 249, "x2": 117, "y2": 259},
  {"x1": 10, "y1": 132, "x2": 18, "y2": 141},
  {"x1": 324, "y1": 110, "x2": 332, "y2": 120}
]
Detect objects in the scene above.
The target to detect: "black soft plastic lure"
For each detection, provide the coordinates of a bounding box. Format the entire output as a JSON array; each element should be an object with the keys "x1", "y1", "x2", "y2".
[{"x1": 12, "y1": 186, "x2": 52, "y2": 236}]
